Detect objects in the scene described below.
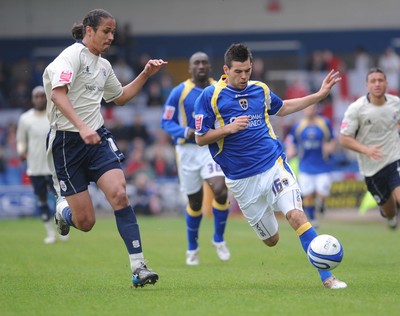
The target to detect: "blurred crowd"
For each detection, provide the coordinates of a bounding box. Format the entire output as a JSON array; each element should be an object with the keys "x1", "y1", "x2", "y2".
[{"x1": 1, "y1": 44, "x2": 400, "y2": 215}]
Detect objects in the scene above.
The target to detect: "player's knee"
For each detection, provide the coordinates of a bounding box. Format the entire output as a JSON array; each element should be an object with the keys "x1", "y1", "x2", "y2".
[
  {"x1": 286, "y1": 209, "x2": 308, "y2": 228},
  {"x1": 76, "y1": 218, "x2": 96, "y2": 232},
  {"x1": 110, "y1": 187, "x2": 129, "y2": 207},
  {"x1": 263, "y1": 234, "x2": 279, "y2": 247},
  {"x1": 213, "y1": 185, "x2": 228, "y2": 201},
  {"x1": 189, "y1": 200, "x2": 202, "y2": 212}
]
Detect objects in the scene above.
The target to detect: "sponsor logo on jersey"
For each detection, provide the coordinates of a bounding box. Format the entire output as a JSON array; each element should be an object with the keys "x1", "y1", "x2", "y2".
[
  {"x1": 247, "y1": 113, "x2": 263, "y2": 127},
  {"x1": 239, "y1": 98, "x2": 248, "y2": 110},
  {"x1": 195, "y1": 114, "x2": 204, "y2": 131},
  {"x1": 162, "y1": 105, "x2": 175, "y2": 120},
  {"x1": 82, "y1": 66, "x2": 91, "y2": 74},
  {"x1": 58, "y1": 70, "x2": 73, "y2": 83},
  {"x1": 235, "y1": 93, "x2": 249, "y2": 98}
]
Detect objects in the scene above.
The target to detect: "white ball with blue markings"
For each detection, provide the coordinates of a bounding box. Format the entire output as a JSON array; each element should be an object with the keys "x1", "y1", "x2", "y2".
[{"x1": 307, "y1": 234, "x2": 343, "y2": 270}]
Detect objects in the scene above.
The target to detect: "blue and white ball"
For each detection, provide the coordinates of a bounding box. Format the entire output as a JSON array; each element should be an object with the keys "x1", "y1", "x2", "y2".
[{"x1": 307, "y1": 234, "x2": 343, "y2": 270}]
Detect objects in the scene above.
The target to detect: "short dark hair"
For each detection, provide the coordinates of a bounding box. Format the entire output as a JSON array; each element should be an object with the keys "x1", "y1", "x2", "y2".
[
  {"x1": 71, "y1": 9, "x2": 114, "y2": 40},
  {"x1": 224, "y1": 43, "x2": 253, "y2": 68},
  {"x1": 366, "y1": 67, "x2": 386, "y2": 81}
]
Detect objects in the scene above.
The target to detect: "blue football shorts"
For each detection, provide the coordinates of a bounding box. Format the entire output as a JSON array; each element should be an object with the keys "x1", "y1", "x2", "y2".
[
  {"x1": 47, "y1": 126, "x2": 125, "y2": 196},
  {"x1": 29, "y1": 175, "x2": 55, "y2": 197},
  {"x1": 365, "y1": 159, "x2": 400, "y2": 206}
]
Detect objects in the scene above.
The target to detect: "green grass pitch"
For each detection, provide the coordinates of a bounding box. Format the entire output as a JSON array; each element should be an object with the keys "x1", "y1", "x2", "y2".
[{"x1": 1, "y1": 213, "x2": 399, "y2": 315}]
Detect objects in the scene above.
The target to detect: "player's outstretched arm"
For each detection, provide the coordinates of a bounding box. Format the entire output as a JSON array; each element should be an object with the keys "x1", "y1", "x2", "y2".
[
  {"x1": 278, "y1": 70, "x2": 341, "y2": 117},
  {"x1": 115, "y1": 59, "x2": 168, "y2": 106}
]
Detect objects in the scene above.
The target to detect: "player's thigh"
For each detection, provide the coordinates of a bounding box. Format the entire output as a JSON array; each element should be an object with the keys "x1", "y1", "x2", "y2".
[
  {"x1": 29, "y1": 175, "x2": 48, "y2": 198},
  {"x1": 176, "y1": 145, "x2": 204, "y2": 195},
  {"x1": 251, "y1": 210, "x2": 279, "y2": 240},
  {"x1": 97, "y1": 168, "x2": 128, "y2": 209},
  {"x1": 315, "y1": 173, "x2": 332, "y2": 196},
  {"x1": 48, "y1": 130, "x2": 90, "y2": 195},
  {"x1": 298, "y1": 172, "x2": 316, "y2": 196},
  {"x1": 66, "y1": 190, "x2": 95, "y2": 223},
  {"x1": 226, "y1": 173, "x2": 269, "y2": 226},
  {"x1": 276, "y1": 188, "x2": 303, "y2": 216},
  {"x1": 199, "y1": 152, "x2": 224, "y2": 180}
]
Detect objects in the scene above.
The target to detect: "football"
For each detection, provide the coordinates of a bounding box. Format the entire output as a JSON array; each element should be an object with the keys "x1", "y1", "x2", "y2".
[{"x1": 307, "y1": 234, "x2": 344, "y2": 270}]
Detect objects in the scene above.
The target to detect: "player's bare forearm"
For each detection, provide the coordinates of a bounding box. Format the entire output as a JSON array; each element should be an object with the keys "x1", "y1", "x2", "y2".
[
  {"x1": 339, "y1": 134, "x2": 363, "y2": 152},
  {"x1": 340, "y1": 134, "x2": 383, "y2": 160},
  {"x1": 51, "y1": 87, "x2": 100, "y2": 144},
  {"x1": 115, "y1": 59, "x2": 168, "y2": 106},
  {"x1": 195, "y1": 128, "x2": 229, "y2": 146},
  {"x1": 51, "y1": 87, "x2": 87, "y2": 131},
  {"x1": 278, "y1": 70, "x2": 341, "y2": 116},
  {"x1": 195, "y1": 115, "x2": 249, "y2": 146}
]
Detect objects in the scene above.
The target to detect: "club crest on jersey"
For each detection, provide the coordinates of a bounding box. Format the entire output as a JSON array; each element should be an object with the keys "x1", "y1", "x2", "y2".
[{"x1": 238, "y1": 98, "x2": 248, "y2": 110}]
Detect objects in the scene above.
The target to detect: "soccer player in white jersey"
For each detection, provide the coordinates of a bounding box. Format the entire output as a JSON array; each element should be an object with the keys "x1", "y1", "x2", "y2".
[
  {"x1": 161, "y1": 52, "x2": 230, "y2": 266},
  {"x1": 285, "y1": 104, "x2": 336, "y2": 228},
  {"x1": 43, "y1": 9, "x2": 167, "y2": 288},
  {"x1": 16, "y1": 86, "x2": 69, "y2": 244},
  {"x1": 340, "y1": 67, "x2": 400, "y2": 229},
  {"x1": 194, "y1": 43, "x2": 347, "y2": 289}
]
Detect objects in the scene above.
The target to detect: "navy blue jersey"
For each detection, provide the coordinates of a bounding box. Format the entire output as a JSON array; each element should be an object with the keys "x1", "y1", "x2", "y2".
[
  {"x1": 161, "y1": 78, "x2": 216, "y2": 145},
  {"x1": 194, "y1": 75, "x2": 284, "y2": 180}
]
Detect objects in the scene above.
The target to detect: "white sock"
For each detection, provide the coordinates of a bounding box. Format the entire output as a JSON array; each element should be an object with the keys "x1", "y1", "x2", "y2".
[
  {"x1": 129, "y1": 253, "x2": 145, "y2": 271},
  {"x1": 44, "y1": 221, "x2": 56, "y2": 237}
]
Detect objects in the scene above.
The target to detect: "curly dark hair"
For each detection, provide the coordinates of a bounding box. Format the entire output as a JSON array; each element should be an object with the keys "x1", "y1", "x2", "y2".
[{"x1": 71, "y1": 9, "x2": 114, "y2": 40}]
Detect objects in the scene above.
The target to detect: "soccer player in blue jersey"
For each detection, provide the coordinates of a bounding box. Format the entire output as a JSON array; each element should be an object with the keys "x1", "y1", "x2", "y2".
[
  {"x1": 194, "y1": 43, "x2": 347, "y2": 289},
  {"x1": 285, "y1": 104, "x2": 336, "y2": 228},
  {"x1": 43, "y1": 9, "x2": 166, "y2": 287},
  {"x1": 161, "y1": 52, "x2": 230, "y2": 265}
]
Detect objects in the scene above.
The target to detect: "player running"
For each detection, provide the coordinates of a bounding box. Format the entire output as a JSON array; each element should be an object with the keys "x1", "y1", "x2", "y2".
[
  {"x1": 194, "y1": 43, "x2": 347, "y2": 289},
  {"x1": 43, "y1": 8, "x2": 166, "y2": 287},
  {"x1": 161, "y1": 52, "x2": 231, "y2": 265}
]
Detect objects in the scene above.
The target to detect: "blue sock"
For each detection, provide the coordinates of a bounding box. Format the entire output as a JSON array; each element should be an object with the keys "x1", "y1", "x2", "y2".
[
  {"x1": 114, "y1": 206, "x2": 142, "y2": 254},
  {"x1": 297, "y1": 222, "x2": 332, "y2": 282},
  {"x1": 304, "y1": 205, "x2": 315, "y2": 220},
  {"x1": 186, "y1": 206, "x2": 202, "y2": 251},
  {"x1": 212, "y1": 199, "x2": 229, "y2": 242},
  {"x1": 61, "y1": 207, "x2": 76, "y2": 228}
]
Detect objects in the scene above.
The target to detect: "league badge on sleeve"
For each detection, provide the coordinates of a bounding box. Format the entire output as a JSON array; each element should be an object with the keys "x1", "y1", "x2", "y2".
[
  {"x1": 195, "y1": 114, "x2": 203, "y2": 131},
  {"x1": 162, "y1": 105, "x2": 175, "y2": 120},
  {"x1": 58, "y1": 70, "x2": 73, "y2": 83}
]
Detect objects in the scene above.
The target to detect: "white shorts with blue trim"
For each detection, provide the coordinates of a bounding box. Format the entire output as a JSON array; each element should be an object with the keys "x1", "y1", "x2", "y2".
[
  {"x1": 226, "y1": 156, "x2": 303, "y2": 239},
  {"x1": 176, "y1": 143, "x2": 224, "y2": 195}
]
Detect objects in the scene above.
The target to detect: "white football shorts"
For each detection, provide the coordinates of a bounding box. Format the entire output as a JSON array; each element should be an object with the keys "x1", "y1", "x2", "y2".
[
  {"x1": 175, "y1": 143, "x2": 224, "y2": 195},
  {"x1": 298, "y1": 172, "x2": 332, "y2": 196},
  {"x1": 226, "y1": 156, "x2": 303, "y2": 240}
]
